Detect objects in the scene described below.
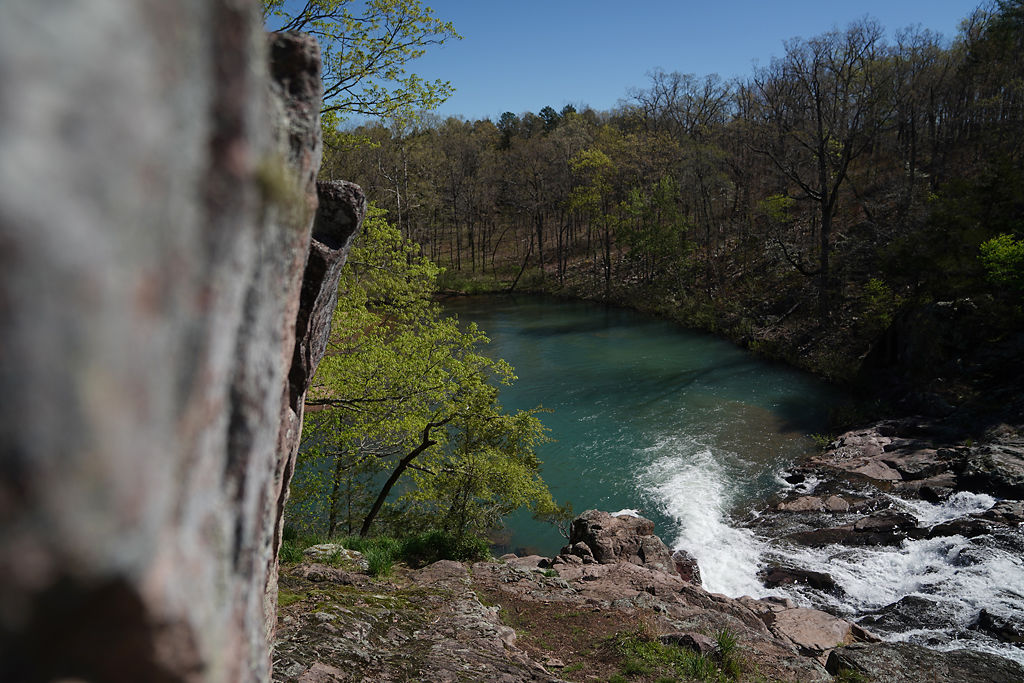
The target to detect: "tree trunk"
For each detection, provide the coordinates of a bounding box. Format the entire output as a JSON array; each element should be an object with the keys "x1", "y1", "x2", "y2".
[{"x1": 359, "y1": 421, "x2": 445, "y2": 537}]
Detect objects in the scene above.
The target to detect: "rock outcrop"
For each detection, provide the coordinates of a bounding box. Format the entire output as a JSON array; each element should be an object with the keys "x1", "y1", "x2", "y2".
[
  {"x1": 0, "y1": 6, "x2": 361, "y2": 682},
  {"x1": 273, "y1": 511, "x2": 895, "y2": 681},
  {"x1": 273, "y1": 511, "x2": 1024, "y2": 681},
  {"x1": 557, "y1": 509, "x2": 679, "y2": 576},
  {"x1": 826, "y1": 642, "x2": 1024, "y2": 682},
  {"x1": 745, "y1": 417, "x2": 1024, "y2": 659}
]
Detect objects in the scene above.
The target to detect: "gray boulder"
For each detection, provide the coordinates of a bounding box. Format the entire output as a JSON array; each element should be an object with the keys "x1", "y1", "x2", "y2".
[{"x1": 826, "y1": 642, "x2": 1024, "y2": 682}]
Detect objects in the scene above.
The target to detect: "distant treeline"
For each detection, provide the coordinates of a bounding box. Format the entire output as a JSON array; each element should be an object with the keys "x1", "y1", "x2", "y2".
[{"x1": 323, "y1": 2, "x2": 1023, "y2": 383}]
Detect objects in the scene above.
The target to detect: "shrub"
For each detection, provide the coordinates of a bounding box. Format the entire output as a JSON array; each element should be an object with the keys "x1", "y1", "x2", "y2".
[
  {"x1": 861, "y1": 277, "x2": 902, "y2": 329},
  {"x1": 716, "y1": 628, "x2": 743, "y2": 679},
  {"x1": 810, "y1": 433, "x2": 834, "y2": 449},
  {"x1": 398, "y1": 530, "x2": 490, "y2": 568},
  {"x1": 980, "y1": 233, "x2": 1024, "y2": 291}
]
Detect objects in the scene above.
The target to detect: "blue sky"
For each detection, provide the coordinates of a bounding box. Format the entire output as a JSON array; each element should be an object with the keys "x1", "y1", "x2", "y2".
[
  {"x1": 410, "y1": 0, "x2": 982, "y2": 121},
  {"x1": 276, "y1": 1, "x2": 985, "y2": 123}
]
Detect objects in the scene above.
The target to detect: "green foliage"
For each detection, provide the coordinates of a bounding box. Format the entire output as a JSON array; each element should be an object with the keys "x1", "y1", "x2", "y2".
[
  {"x1": 832, "y1": 668, "x2": 871, "y2": 683},
  {"x1": 759, "y1": 194, "x2": 796, "y2": 224},
  {"x1": 278, "y1": 540, "x2": 305, "y2": 564},
  {"x1": 860, "y1": 278, "x2": 903, "y2": 330},
  {"x1": 321, "y1": 3, "x2": 1024, "y2": 389},
  {"x1": 891, "y1": 161, "x2": 1024, "y2": 298},
  {"x1": 979, "y1": 233, "x2": 1024, "y2": 291},
  {"x1": 715, "y1": 628, "x2": 743, "y2": 680},
  {"x1": 290, "y1": 206, "x2": 556, "y2": 540},
  {"x1": 607, "y1": 626, "x2": 740, "y2": 682},
  {"x1": 277, "y1": 589, "x2": 306, "y2": 608},
  {"x1": 263, "y1": 0, "x2": 461, "y2": 124},
  {"x1": 398, "y1": 530, "x2": 490, "y2": 568},
  {"x1": 364, "y1": 547, "x2": 395, "y2": 577},
  {"x1": 533, "y1": 500, "x2": 575, "y2": 540},
  {"x1": 810, "y1": 433, "x2": 835, "y2": 448},
  {"x1": 618, "y1": 176, "x2": 694, "y2": 286},
  {"x1": 435, "y1": 270, "x2": 505, "y2": 295}
]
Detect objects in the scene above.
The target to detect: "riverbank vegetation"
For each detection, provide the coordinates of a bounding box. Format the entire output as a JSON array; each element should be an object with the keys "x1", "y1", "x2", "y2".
[
  {"x1": 321, "y1": 1, "x2": 1023, "y2": 418},
  {"x1": 286, "y1": 207, "x2": 559, "y2": 541}
]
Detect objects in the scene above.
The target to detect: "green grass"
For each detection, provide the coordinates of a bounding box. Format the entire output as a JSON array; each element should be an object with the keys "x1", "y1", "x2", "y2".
[
  {"x1": 278, "y1": 540, "x2": 305, "y2": 564},
  {"x1": 397, "y1": 530, "x2": 491, "y2": 567},
  {"x1": 833, "y1": 669, "x2": 870, "y2": 683},
  {"x1": 715, "y1": 628, "x2": 743, "y2": 680},
  {"x1": 277, "y1": 588, "x2": 306, "y2": 608},
  {"x1": 280, "y1": 529, "x2": 492, "y2": 576},
  {"x1": 364, "y1": 547, "x2": 395, "y2": 577},
  {"x1": 607, "y1": 626, "x2": 745, "y2": 682}
]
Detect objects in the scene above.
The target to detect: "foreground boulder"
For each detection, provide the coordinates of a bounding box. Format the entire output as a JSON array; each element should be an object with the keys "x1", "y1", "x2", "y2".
[
  {"x1": 561, "y1": 509, "x2": 681, "y2": 576},
  {"x1": 0, "y1": 7, "x2": 362, "y2": 682}
]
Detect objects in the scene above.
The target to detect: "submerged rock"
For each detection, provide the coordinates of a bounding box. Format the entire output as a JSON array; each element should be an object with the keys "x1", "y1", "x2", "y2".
[
  {"x1": 977, "y1": 607, "x2": 1024, "y2": 644},
  {"x1": 758, "y1": 565, "x2": 841, "y2": 594},
  {"x1": 858, "y1": 596, "x2": 954, "y2": 634}
]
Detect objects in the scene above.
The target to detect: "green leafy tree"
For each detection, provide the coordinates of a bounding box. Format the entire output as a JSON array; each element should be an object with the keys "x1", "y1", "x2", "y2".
[
  {"x1": 263, "y1": 0, "x2": 461, "y2": 122},
  {"x1": 570, "y1": 146, "x2": 617, "y2": 295},
  {"x1": 980, "y1": 233, "x2": 1024, "y2": 291},
  {"x1": 291, "y1": 206, "x2": 555, "y2": 539},
  {"x1": 618, "y1": 176, "x2": 693, "y2": 287}
]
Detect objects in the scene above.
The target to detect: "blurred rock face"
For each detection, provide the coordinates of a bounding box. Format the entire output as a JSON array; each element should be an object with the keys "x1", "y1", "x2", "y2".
[{"x1": 0, "y1": 4, "x2": 361, "y2": 681}]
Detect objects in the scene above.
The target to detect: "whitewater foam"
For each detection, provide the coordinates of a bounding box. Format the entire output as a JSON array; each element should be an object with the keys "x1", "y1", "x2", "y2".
[
  {"x1": 639, "y1": 437, "x2": 769, "y2": 597},
  {"x1": 887, "y1": 491, "x2": 997, "y2": 527},
  {"x1": 638, "y1": 436, "x2": 1024, "y2": 665}
]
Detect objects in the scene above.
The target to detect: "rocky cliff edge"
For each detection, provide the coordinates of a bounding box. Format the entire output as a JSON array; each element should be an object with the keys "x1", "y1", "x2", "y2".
[{"x1": 273, "y1": 511, "x2": 1023, "y2": 682}]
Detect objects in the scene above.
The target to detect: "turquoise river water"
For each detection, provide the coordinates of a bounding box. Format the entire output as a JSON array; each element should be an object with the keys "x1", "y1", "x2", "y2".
[
  {"x1": 443, "y1": 295, "x2": 1024, "y2": 666},
  {"x1": 443, "y1": 295, "x2": 845, "y2": 595}
]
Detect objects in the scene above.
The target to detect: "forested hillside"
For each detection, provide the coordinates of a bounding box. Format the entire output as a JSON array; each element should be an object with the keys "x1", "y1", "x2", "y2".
[{"x1": 323, "y1": 2, "x2": 1023, "y2": 413}]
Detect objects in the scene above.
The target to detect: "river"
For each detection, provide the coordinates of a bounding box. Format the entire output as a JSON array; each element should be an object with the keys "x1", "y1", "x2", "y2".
[
  {"x1": 444, "y1": 294, "x2": 1024, "y2": 666},
  {"x1": 443, "y1": 294, "x2": 843, "y2": 594}
]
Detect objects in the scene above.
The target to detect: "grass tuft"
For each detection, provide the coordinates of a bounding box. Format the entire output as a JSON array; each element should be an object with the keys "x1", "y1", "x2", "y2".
[
  {"x1": 278, "y1": 540, "x2": 305, "y2": 564},
  {"x1": 606, "y1": 624, "x2": 745, "y2": 682},
  {"x1": 365, "y1": 547, "x2": 395, "y2": 577}
]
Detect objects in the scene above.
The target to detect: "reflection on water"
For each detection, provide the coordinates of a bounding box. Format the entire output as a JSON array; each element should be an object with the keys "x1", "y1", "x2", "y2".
[{"x1": 443, "y1": 295, "x2": 843, "y2": 560}]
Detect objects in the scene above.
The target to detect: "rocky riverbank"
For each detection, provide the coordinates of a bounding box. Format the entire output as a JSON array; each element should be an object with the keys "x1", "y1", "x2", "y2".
[
  {"x1": 738, "y1": 417, "x2": 1024, "y2": 665},
  {"x1": 272, "y1": 510, "x2": 1023, "y2": 682}
]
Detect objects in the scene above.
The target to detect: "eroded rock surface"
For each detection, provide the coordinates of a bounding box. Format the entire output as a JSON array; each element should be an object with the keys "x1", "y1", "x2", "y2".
[
  {"x1": 273, "y1": 512, "x2": 883, "y2": 682},
  {"x1": 558, "y1": 509, "x2": 679, "y2": 575},
  {"x1": 0, "y1": 8, "x2": 360, "y2": 682},
  {"x1": 826, "y1": 642, "x2": 1024, "y2": 682},
  {"x1": 274, "y1": 510, "x2": 1024, "y2": 682}
]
